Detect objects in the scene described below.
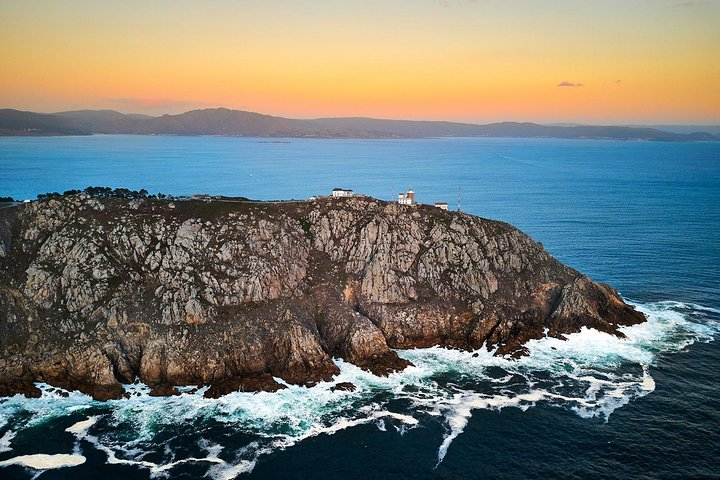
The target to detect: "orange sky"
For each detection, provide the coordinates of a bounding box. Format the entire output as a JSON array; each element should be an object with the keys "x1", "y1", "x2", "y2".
[{"x1": 1, "y1": 0, "x2": 719, "y2": 124}]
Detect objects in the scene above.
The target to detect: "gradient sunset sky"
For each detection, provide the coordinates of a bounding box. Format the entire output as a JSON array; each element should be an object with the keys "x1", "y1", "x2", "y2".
[{"x1": 1, "y1": 0, "x2": 719, "y2": 124}]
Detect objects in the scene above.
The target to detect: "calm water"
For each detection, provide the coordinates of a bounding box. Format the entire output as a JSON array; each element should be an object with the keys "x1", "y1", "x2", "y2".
[{"x1": 0, "y1": 136, "x2": 719, "y2": 479}]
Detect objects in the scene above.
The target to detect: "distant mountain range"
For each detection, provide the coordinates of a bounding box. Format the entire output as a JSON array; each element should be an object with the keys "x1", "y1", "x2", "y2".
[{"x1": 1, "y1": 107, "x2": 718, "y2": 141}]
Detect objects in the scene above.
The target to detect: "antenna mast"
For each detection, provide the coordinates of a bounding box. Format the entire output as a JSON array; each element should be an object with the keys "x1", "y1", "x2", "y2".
[{"x1": 457, "y1": 186, "x2": 462, "y2": 212}]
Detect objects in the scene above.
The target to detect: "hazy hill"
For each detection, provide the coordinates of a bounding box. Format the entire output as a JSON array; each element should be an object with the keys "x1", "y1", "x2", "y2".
[
  {"x1": 0, "y1": 109, "x2": 90, "y2": 136},
  {"x1": 53, "y1": 110, "x2": 152, "y2": 133},
  {"x1": 628, "y1": 124, "x2": 720, "y2": 136},
  {"x1": 53, "y1": 108, "x2": 399, "y2": 138},
  {"x1": 127, "y1": 108, "x2": 397, "y2": 137},
  {"x1": 310, "y1": 117, "x2": 719, "y2": 141},
  {"x1": 0, "y1": 107, "x2": 717, "y2": 141}
]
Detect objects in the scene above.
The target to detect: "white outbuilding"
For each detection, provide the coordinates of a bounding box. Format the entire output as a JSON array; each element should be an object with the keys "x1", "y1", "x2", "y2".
[{"x1": 332, "y1": 188, "x2": 354, "y2": 197}]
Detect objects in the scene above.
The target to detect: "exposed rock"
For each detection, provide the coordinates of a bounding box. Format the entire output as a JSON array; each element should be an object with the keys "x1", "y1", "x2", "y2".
[
  {"x1": 330, "y1": 382, "x2": 357, "y2": 392},
  {"x1": 0, "y1": 195, "x2": 645, "y2": 400},
  {"x1": 148, "y1": 384, "x2": 180, "y2": 397},
  {"x1": 203, "y1": 373, "x2": 286, "y2": 398}
]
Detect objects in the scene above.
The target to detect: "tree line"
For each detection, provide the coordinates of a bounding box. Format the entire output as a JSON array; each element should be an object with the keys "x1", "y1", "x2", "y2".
[{"x1": 35, "y1": 187, "x2": 176, "y2": 201}]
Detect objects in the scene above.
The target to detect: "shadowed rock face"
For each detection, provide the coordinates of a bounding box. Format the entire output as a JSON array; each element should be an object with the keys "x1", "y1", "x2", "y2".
[{"x1": 0, "y1": 195, "x2": 645, "y2": 400}]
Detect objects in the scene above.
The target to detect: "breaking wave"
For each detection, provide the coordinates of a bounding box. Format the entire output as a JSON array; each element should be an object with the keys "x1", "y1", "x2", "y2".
[{"x1": 0, "y1": 300, "x2": 717, "y2": 478}]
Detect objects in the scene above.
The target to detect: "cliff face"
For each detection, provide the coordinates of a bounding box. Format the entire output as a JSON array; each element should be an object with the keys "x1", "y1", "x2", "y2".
[{"x1": 0, "y1": 195, "x2": 645, "y2": 400}]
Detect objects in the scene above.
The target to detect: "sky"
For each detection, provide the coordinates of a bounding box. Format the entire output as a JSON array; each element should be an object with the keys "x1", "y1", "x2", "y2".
[{"x1": 1, "y1": 0, "x2": 719, "y2": 124}]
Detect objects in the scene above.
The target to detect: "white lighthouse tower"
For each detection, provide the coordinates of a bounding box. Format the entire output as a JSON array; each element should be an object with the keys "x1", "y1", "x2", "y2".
[{"x1": 398, "y1": 187, "x2": 415, "y2": 205}]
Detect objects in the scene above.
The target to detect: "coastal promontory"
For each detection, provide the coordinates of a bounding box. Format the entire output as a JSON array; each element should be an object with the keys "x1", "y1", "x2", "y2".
[{"x1": 0, "y1": 193, "x2": 645, "y2": 400}]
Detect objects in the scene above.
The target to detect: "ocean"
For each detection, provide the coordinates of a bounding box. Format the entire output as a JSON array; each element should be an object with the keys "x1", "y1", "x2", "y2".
[{"x1": 0, "y1": 136, "x2": 719, "y2": 479}]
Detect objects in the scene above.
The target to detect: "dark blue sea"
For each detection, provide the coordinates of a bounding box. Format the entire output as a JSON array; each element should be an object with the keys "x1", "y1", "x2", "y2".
[{"x1": 1, "y1": 136, "x2": 719, "y2": 479}]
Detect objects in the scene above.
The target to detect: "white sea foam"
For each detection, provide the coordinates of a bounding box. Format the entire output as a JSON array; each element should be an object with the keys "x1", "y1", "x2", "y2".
[
  {"x1": 0, "y1": 385, "x2": 93, "y2": 434},
  {"x1": 0, "y1": 430, "x2": 15, "y2": 453},
  {"x1": 0, "y1": 453, "x2": 86, "y2": 470},
  {"x1": 206, "y1": 442, "x2": 265, "y2": 480},
  {"x1": 75, "y1": 429, "x2": 225, "y2": 477},
  {"x1": 65, "y1": 415, "x2": 99, "y2": 436},
  {"x1": 397, "y1": 299, "x2": 718, "y2": 464},
  {"x1": 0, "y1": 300, "x2": 716, "y2": 478}
]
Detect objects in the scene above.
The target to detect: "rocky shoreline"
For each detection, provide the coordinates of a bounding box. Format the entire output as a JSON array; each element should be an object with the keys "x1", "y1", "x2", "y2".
[{"x1": 0, "y1": 194, "x2": 645, "y2": 400}]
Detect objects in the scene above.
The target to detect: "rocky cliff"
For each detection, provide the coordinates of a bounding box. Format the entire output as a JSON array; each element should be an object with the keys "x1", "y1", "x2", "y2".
[{"x1": 0, "y1": 194, "x2": 645, "y2": 400}]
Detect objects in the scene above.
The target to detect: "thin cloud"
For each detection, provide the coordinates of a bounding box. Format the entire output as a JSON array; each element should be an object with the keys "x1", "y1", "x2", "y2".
[
  {"x1": 557, "y1": 81, "x2": 584, "y2": 87},
  {"x1": 677, "y1": 1, "x2": 709, "y2": 6}
]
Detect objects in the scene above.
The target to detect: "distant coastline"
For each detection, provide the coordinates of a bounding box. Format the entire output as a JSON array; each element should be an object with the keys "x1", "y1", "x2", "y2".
[{"x1": 1, "y1": 107, "x2": 718, "y2": 142}]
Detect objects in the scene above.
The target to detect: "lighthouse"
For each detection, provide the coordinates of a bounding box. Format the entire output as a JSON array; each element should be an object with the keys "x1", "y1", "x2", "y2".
[{"x1": 398, "y1": 187, "x2": 415, "y2": 205}]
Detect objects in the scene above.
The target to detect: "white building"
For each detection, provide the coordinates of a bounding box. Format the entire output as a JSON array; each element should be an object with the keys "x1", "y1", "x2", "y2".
[
  {"x1": 433, "y1": 202, "x2": 449, "y2": 210},
  {"x1": 398, "y1": 188, "x2": 415, "y2": 205},
  {"x1": 332, "y1": 188, "x2": 354, "y2": 197}
]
